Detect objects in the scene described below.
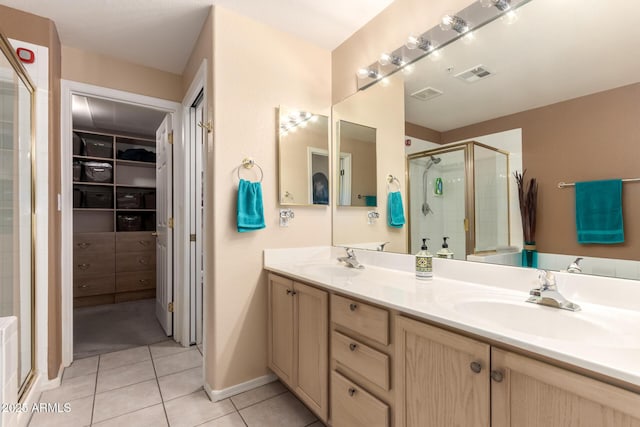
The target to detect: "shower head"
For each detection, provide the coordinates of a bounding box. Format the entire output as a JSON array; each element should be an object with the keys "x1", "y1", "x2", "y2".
[{"x1": 425, "y1": 155, "x2": 442, "y2": 170}]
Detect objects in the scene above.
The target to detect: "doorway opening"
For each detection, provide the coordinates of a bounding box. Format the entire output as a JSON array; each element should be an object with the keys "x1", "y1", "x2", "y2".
[{"x1": 70, "y1": 95, "x2": 172, "y2": 359}]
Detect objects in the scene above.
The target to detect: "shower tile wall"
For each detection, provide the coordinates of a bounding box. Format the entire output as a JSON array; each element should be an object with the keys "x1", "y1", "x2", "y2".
[{"x1": 474, "y1": 154, "x2": 509, "y2": 252}]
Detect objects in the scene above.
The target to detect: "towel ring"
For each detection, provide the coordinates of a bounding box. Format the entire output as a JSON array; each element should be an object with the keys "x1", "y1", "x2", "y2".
[
  {"x1": 387, "y1": 174, "x2": 401, "y2": 191},
  {"x1": 237, "y1": 158, "x2": 264, "y2": 183}
]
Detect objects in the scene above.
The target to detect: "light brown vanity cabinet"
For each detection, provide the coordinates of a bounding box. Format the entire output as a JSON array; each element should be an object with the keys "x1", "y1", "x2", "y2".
[
  {"x1": 267, "y1": 273, "x2": 328, "y2": 422},
  {"x1": 491, "y1": 348, "x2": 640, "y2": 426},
  {"x1": 395, "y1": 315, "x2": 490, "y2": 427},
  {"x1": 395, "y1": 315, "x2": 640, "y2": 427}
]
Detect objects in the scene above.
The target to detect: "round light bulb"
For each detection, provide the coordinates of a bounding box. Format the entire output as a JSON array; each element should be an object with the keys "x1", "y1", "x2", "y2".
[
  {"x1": 440, "y1": 14, "x2": 454, "y2": 31},
  {"x1": 406, "y1": 35, "x2": 419, "y2": 50},
  {"x1": 305, "y1": 112, "x2": 311, "y2": 119},
  {"x1": 357, "y1": 68, "x2": 371, "y2": 79},
  {"x1": 501, "y1": 10, "x2": 518, "y2": 25},
  {"x1": 378, "y1": 53, "x2": 391, "y2": 66},
  {"x1": 479, "y1": 0, "x2": 495, "y2": 8},
  {"x1": 310, "y1": 115, "x2": 319, "y2": 122}
]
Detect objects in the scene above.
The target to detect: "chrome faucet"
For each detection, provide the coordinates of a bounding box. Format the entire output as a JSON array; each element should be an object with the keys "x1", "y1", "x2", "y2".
[
  {"x1": 377, "y1": 242, "x2": 390, "y2": 252},
  {"x1": 526, "y1": 270, "x2": 581, "y2": 311},
  {"x1": 337, "y1": 248, "x2": 364, "y2": 269},
  {"x1": 567, "y1": 257, "x2": 583, "y2": 273}
]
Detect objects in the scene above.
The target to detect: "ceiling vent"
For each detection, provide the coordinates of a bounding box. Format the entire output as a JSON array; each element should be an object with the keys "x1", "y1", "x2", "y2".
[
  {"x1": 410, "y1": 86, "x2": 443, "y2": 101},
  {"x1": 455, "y1": 65, "x2": 494, "y2": 83}
]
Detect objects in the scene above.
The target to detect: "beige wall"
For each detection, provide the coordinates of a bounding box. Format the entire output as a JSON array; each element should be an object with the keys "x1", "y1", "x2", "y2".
[
  {"x1": 61, "y1": 45, "x2": 183, "y2": 102},
  {"x1": 331, "y1": 0, "x2": 469, "y2": 103},
  {"x1": 406, "y1": 122, "x2": 442, "y2": 144},
  {"x1": 442, "y1": 83, "x2": 640, "y2": 260},
  {"x1": 208, "y1": 6, "x2": 332, "y2": 390},
  {"x1": 333, "y1": 74, "x2": 406, "y2": 253},
  {"x1": 1, "y1": 4, "x2": 63, "y2": 380}
]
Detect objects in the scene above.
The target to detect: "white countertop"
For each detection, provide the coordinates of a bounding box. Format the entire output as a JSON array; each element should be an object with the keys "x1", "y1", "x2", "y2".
[{"x1": 264, "y1": 247, "x2": 640, "y2": 389}]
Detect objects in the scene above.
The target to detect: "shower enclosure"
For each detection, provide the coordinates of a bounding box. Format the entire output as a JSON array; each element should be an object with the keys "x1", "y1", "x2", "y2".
[{"x1": 408, "y1": 141, "x2": 510, "y2": 258}]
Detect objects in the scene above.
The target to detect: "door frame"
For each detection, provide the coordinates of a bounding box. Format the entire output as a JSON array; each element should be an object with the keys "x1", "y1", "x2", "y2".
[
  {"x1": 60, "y1": 80, "x2": 183, "y2": 367},
  {"x1": 182, "y1": 60, "x2": 207, "y2": 346}
]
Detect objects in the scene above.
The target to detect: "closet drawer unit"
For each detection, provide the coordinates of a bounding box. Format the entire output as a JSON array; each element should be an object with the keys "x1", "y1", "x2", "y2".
[
  {"x1": 116, "y1": 251, "x2": 156, "y2": 273},
  {"x1": 74, "y1": 232, "x2": 115, "y2": 254},
  {"x1": 116, "y1": 231, "x2": 156, "y2": 253},
  {"x1": 331, "y1": 294, "x2": 389, "y2": 345},
  {"x1": 74, "y1": 253, "x2": 115, "y2": 277},
  {"x1": 331, "y1": 371, "x2": 389, "y2": 427},
  {"x1": 74, "y1": 275, "x2": 115, "y2": 297},
  {"x1": 332, "y1": 331, "x2": 390, "y2": 391},
  {"x1": 116, "y1": 271, "x2": 156, "y2": 292}
]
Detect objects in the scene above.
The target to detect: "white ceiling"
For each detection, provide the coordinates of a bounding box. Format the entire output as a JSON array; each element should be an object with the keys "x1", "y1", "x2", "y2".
[
  {"x1": 0, "y1": 0, "x2": 393, "y2": 74},
  {"x1": 403, "y1": 0, "x2": 640, "y2": 132}
]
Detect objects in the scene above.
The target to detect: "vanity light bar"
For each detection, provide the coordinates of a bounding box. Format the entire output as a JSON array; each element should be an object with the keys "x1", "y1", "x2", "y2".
[
  {"x1": 355, "y1": 0, "x2": 532, "y2": 91},
  {"x1": 280, "y1": 110, "x2": 316, "y2": 135}
]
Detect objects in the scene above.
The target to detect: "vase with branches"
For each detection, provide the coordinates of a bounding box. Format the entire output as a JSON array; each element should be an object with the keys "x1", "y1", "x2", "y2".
[{"x1": 514, "y1": 170, "x2": 538, "y2": 267}]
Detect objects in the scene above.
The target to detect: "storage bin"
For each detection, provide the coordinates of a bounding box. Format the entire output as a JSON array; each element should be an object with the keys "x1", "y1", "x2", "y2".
[
  {"x1": 73, "y1": 188, "x2": 82, "y2": 208},
  {"x1": 84, "y1": 137, "x2": 113, "y2": 158},
  {"x1": 73, "y1": 161, "x2": 82, "y2": 182},
  {"x1": 144, "y1": 192, "x2": 156, "y2": 209},
  {"x1": 82, "y1": 162, "x2": 113, "y2": 183},
  {"x1": 116, "y1": 191, "x2": 143, "y2": 209},
  {"x1": 73, "y1": 132, "x2": 83, "y2": 156},
  {"x1": 84, "y1": 188, "x2": 113, "y2": 208},
  {"x1": 117, "y1": 214, "x2": 143, "y2": 231},
  {"x1": 117, "y1": 148, "x2": 156, "y2": 163}
]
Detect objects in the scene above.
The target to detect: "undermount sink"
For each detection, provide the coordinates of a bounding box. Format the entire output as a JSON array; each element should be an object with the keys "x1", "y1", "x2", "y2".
[{"x1": 439, "y1": 292, "x2": 640, "y2": 348}]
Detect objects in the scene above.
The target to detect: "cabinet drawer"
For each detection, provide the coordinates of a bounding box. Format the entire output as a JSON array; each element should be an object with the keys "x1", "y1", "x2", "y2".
[
  {"x1": 116, "y1": 231, "x2": 156, "y2": 253},
  {"x1": 74, "y1": 275, "x2": 115, "y2": 297},
  {"x1": 332, "y1": 331, "x2": 390, "y2": 390},
  {"x1": 116, "y1": 251, "x2": 156, "y2": 272},
  {"x1": 74, "y1": 232, "x2": 114, "y2": 254},
  {"x1": 331, "y1": 294, "x2": 389, "y2": 345},
  {"x1": 116, "y1": 271, "x2": 156, "y2": 292},
  {"x1": 74, "y1": 253, "x2": 115, "y2": 277},
  {"x1": 331, "y1": 371, "x2": 389, "y2": 427}
]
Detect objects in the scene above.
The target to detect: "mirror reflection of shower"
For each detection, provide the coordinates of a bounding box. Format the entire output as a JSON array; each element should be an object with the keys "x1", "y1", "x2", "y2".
[{"x1": 422, "y1": 156, "x2": 441, "y2": 216}]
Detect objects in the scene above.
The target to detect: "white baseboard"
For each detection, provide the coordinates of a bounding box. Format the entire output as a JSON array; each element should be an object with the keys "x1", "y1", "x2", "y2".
[
  {"x1": 204, "y1": 373, "x2": 277, "y2": 402},
  {"x1": 37, "y1": 364, "x2": 63, "y2": 392}
]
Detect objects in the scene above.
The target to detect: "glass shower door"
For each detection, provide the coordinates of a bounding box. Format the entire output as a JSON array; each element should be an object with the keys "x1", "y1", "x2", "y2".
[
  {"x1": 408, "y1": 148, "x2": 467, "y2": 259},
  {"x1": 0, "y1": 34, "x2": 35, "y2": 399}
]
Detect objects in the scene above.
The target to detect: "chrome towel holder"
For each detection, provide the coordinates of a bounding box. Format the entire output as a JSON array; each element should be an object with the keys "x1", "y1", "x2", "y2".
[
  {"x1": 238, "y1": 158, "x2": 264, "y2": 183},
  {"x1": 387, "y1": 174, "x2": 401, "y2": 192}
]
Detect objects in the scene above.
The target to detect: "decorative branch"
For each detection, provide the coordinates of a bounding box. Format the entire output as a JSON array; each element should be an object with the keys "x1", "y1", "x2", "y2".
[{"x1": 514, "y1": 170, "x2": 538, "y2": 243}]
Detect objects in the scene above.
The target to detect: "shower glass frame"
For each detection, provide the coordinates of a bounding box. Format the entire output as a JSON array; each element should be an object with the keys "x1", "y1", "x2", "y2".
[
  {"x1": 406, "y1": 141, "x2": 510, "y2": 256},
  {"x1": 0, "y1": 33, "x2": 37, "y2": 401}
]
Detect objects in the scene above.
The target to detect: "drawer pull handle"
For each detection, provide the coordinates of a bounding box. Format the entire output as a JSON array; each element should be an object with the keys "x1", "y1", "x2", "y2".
[
  {"x1": 349, "y1": 303, "x2": 358, "y2": 311},
  {"x1": 470, "y1": 361, "x2": 482, "y2": 374},
  {"x1": 349, "y1": 343, "x2": 358, "y2": 352},
  {"x1": 348, "y1": 387, "x2": 356, "y2": 397},
  {"x1": 491, "y1": 370, "x2": 504, "y2": 383},
  {"x1": 80, "y1": 284, "x2": 89, "y2": 289},
  {"x1": 78, "y1": 263, "x2": 90, "y2": 270},
  {"x1": 286, "y1": 289, "x2": 292, "y2": 295},
  {"x1": 138, "y1": 240, "x2": 151, "y2": 246},
  {"x1": 77, "y1": 242, "x2": 91, "y2": 249},
  {"x1": 138, "y1": 258, "x2": 147, "y2": 265},
  {"x1": 139, "y1": 279, "x2": 148, "y2": 285}
]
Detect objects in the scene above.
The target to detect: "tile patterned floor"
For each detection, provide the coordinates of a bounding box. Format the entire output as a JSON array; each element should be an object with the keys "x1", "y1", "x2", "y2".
[{"x1": 28, "y1": 341, "x2": 324, "y2": 427}]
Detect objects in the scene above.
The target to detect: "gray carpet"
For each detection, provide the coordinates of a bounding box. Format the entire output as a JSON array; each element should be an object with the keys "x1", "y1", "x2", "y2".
[{"x1": 73, "y1": 298, "x2": 169, "y2": 359}]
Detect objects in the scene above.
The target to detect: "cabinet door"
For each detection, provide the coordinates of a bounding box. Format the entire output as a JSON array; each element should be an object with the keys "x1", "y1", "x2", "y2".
[
  {"x1": 268, "y1": 274, "x2": 295, "y2": 387},
  {"x1": 294, "y1": 281, "x2": 328, "y2": 422},
  {"x1": 491, "y1": 348, "x2": 640, "y2": 427},
  {"x1": 395, "y1": 316, "x2": 490, "y2": 427}
]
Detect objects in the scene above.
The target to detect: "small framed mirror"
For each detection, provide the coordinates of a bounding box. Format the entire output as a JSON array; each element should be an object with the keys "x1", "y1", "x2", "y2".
[
  {"x1": 336, "y1": 120, "x2": 377, "y2": 207},
  {"x1": 278, "y1": 106, "x2": 330, "y2": 206}
]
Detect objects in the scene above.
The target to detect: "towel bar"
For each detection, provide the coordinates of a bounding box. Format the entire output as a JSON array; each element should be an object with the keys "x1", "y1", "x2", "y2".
[{"x1": 558, "y1": 178, "x2": 640, "y2": 188}]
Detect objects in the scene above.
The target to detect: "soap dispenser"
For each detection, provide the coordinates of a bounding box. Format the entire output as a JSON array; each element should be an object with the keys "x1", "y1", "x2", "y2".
[
  {"x1": 416, "y1": 238, "x2": 433, "y2": 280},
  {"x1": 437, "y1": 237, "x2": 454, "y2": 259}
]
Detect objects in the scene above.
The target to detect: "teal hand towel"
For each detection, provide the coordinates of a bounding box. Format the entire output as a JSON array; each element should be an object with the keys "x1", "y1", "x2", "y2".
[
  {"x1": 575, "y1": 179, "x2": 623, "y2": 244},
  {"x1": 387, "y1": 191, "x2": 405, "y2": 228},
  {"x1": 237, "y1": 179, "x2": 265, "y2": 232}
]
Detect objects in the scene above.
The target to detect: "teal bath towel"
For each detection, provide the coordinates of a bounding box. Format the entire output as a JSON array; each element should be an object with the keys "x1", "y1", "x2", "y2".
[
  {"x1": 387, "y1": 191, "x2": 405, "y2": 228},
  {"x1": 575, "y1": 179, "x2": 623, "y2": 244},
  {"x1": 237, "y1": 179, "x2": 265, "y2": 232}
]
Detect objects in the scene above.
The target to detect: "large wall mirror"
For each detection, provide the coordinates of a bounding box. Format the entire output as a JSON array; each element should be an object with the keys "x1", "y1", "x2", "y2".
[
  {"x1": 0, "y1": 34, "x2": 36, "y2": 399},
  {"x1": 332, "y1": 0, "x2": 640, "y2": 280},
  {"x1": 278, "y1": 106, "x2": 330, "y2": 206}
]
